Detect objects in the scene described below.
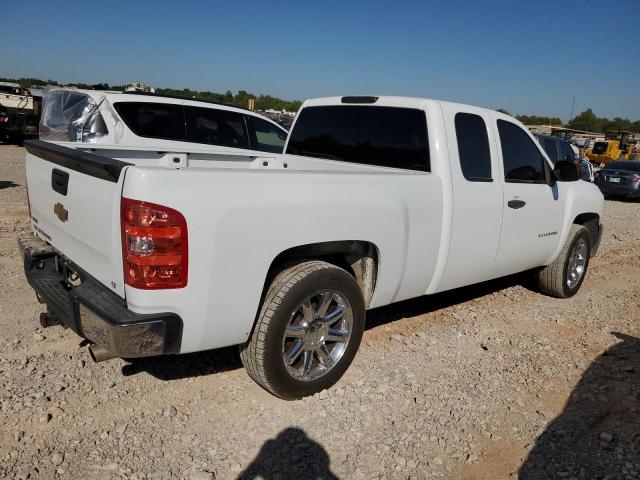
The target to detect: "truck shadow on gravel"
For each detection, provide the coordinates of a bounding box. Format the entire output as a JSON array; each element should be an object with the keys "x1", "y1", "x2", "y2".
[
  {"x1": 237, "y1": 427, "x2": 338, "y2": 479},
  {"x1": 519, "y1": 332, "x2": 640, "y2": 479},
  {"x1": 121, "y1": 346, "x2": 242, "y2": 380},
  {"x1": 366, "y1": 271, "x2": 535, "y2": 329},
  {"x1": 122, "y1": 272, "x2": 535, "y2": 381}
]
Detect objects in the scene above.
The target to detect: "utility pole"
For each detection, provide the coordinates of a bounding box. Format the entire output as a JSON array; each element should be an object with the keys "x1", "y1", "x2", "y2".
[{"x1": 569, "y1": 96, "x2": 575, "y2": 124}]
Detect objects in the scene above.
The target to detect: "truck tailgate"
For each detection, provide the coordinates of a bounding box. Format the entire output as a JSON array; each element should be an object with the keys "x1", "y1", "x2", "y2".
[{"x1": 24, "y1": 140, "x2": 130, "y2": 298}]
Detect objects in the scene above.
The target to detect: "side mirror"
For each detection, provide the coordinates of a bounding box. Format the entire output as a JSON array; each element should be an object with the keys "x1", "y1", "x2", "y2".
[{"x1": 554, "y1": 160, "x2": 580, "y2": 182}]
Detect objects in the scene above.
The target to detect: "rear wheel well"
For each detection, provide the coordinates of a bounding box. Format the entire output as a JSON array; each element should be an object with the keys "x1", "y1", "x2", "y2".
[{"x1": 264, "y1": 241, "x2": 378, "y2": 308}]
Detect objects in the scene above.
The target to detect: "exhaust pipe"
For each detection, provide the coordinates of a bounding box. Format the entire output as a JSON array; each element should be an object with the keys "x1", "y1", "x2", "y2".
[{"x1": 88, "y1": 344, "x2": 117, "y2": 363}]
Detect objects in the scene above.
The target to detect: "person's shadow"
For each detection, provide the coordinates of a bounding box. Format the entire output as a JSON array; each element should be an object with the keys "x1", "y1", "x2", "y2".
[
  {"x1": 237, "y1": 427, "x2": 339, "y2": 480},
  {"x1": 519, "y1": 332, "x2": 640, "y2": 479}
]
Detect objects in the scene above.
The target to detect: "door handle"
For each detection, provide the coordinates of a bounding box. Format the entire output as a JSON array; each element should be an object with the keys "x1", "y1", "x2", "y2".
[
  {"x1": 51, "y1": 169, "x2": 69, "y2": 196},
  {"x1": 508, "y1": 199, "x2": 526, "y2": 209}
]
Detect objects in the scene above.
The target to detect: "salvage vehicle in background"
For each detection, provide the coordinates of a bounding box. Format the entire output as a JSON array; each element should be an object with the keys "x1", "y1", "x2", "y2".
[
  {"x1": 19, "y1": 95, "x2": 604, "y2": 399},
  {"x1": 40, "y1": 88, "x2": 288, "y2": 154},
  {"x1": 535, "y1": 133, "x2": 593, "y2": 182},
  {"x1": 593, "y1": 160, "x2": 640, "y2": 201},
  {"x1": 586, "y1": 130, "x2": 635, "y2": 165},
  {"x1": 0, "y1": 82, "x2": 41, "y2": 144}
]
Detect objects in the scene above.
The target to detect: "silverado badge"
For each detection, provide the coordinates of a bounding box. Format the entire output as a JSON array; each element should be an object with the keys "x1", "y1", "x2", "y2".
[{"x1": 53, "y1": 203, "x2": 68, "y2": 222}]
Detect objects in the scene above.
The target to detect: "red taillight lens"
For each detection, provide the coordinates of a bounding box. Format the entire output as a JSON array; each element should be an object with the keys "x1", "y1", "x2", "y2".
[
  {"x1": 632, "y1": 174, "x2": 640, "y2": 184},
  {"x1": 121, "y1": 198, "x2": 188, "y2": 289}
]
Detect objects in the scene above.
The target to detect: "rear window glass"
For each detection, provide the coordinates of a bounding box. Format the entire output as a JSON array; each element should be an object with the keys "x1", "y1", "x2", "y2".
[
  {"x1": 454, "y1": 113, "x2": 492, "y2": 181},
  {"x1": 286, "y1": 106, "x2": 429, "y2": 171},
  {"x1": 114, "y1": 102, "x2": 186, "y2": 141},
  {"x1": 185, "y1": 106, "x2": 249, "y2": 149}
]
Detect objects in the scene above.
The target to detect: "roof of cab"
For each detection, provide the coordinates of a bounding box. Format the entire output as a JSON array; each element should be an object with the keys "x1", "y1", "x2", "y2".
[
  {"x1": 301, "y1": 95, "x2": 530, "y2": 130},
  {"x1": 304, "y1": 96, "x2": 433, "y2": 109}
]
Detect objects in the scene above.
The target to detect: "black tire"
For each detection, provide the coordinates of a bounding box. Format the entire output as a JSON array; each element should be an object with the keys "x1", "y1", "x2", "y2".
[
  {"x1": 537, "y1": 224, "x2": 591, "y2": 298},
  {"x1": 240, "y1": 260, "x2": 365, "y2": 400}
]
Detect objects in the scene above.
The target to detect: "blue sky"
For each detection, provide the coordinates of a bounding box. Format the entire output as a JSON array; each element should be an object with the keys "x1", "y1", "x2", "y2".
[{"x1": 1, "y1": 0, "x2": 638, "y2": 120}]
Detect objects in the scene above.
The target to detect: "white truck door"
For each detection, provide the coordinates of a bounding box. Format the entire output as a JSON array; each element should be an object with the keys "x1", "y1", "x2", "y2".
[
  {"x1": 491, "y1": 118, "x2": 563, "y2": 278},
  {"x1": 436, "y1": 104, "x2": 503, "y2": 292}
]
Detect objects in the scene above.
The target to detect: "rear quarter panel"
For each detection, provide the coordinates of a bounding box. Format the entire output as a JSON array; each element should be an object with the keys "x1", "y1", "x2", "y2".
[{"x1": 122, "y1": 166, "x2": 443, "y2": 352}]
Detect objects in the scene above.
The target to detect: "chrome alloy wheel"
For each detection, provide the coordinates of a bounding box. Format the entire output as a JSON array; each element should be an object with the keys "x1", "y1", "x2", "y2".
[
  {"x1": 567, "y1": 238, "x2": 588, "y2": 289},
  {"x1": 282, "y1": 290, "x2": 353, "y2": 381}
]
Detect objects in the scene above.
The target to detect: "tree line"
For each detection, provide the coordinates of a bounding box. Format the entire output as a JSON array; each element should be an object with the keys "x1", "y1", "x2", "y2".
[
  {"x1": 154, "y1": 87, "x2": 302, "y2": 112},
  {"x1": 2, "y1": 77, "x2": 637, "y2": 130},
  {"x1": 496, "y1": 107, "x2": 639, "y2": 133},
  {"x1": 566, "y1": 108, "x2": 640, "y2": 134},
  {"x1": 0, "y1": 77, "x2": 302, "y2": 112}
]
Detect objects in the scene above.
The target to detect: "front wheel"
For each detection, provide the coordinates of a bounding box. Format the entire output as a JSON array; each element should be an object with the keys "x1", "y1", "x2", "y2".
[
  {"x1": 537, "y1": 224, "x2": 591, "y2": 298},
  {"x1": 240, "y1": 260, "x2": 365, "y2": 400}
]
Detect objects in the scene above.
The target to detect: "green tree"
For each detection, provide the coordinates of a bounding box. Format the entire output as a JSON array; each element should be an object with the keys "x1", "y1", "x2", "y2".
[{"x1": 568, "y1": 109, "x2": 601, "y2": 132}]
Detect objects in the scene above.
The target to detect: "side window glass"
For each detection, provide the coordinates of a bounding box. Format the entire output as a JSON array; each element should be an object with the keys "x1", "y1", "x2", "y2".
[
  {"x1": 497, "y1": 120, "x2": 546, "y2": 183},
  {"x1": 114, "y1": 102, "x2": 185, "y2": 141},
  {"x1": 185, "y1": 106, "x2": 249, "y2": 149},
  {"x1": 560, "y1": 141, "x2": 576, "y2": 162},
  {"x1": 454, "y1": 113, "x2": 492, "y2": 181},
  {"x1": 540, "y1": 137, "x2": 560, "y2": 163},
  {"x1": 247, "y1": 116, "x2": 287, "y2": 153}
]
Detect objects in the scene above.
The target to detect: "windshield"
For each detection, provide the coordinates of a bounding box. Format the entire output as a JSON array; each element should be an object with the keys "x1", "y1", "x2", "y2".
[{"x1": 286, "y1": 105, "x2": 429, "y2": 171}]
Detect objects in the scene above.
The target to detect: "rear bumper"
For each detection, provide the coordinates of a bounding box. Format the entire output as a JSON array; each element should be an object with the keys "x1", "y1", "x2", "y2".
[{"x1": 18, "y1": 232, "x2": 182, "y2": 358}]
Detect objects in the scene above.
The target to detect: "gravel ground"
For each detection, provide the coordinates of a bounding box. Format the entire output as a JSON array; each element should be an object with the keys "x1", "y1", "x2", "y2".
[{"x1": 1, "y1": 144, "x2": 639, "y2": 480}]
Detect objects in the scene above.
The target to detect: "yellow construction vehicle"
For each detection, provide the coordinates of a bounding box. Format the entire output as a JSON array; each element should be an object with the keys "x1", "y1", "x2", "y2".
[{"x1": 586, "y1": 130, "x2": 635, "y2": 165}]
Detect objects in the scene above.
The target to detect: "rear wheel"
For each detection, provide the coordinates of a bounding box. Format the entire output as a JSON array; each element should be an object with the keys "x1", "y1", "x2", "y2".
[
  {"x1": 240, "y1": 260, "x2": 365, "y2": 399},
  {"x1": 537, "y1": 224, "x2": 591, "y2": 298}
]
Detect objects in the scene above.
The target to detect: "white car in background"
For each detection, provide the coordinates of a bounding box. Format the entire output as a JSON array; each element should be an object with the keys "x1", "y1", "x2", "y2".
[{"x1": 39, "y1": 88, "x2": 289, "y2": 155}]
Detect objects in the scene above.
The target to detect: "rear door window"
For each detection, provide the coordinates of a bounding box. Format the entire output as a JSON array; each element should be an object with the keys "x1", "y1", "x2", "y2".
[
  {"x1": 114, "y1": 102, "x2": 186, "y2": 141},
  {"x1": 246, "y1": 115, "x2": 287, "y2": 153},
  {"x1": 286, "y1": 105, "x2": 429, "y2": 171},
  {"x1": 185, "y1": 106, "x2": 249, "y2": 149},
  {"x1": 497, "y1": 120, "x2": 547, "y2": 183},
  {"x1": 454, "y1": 113, "x2": 492, "y2": 181}
]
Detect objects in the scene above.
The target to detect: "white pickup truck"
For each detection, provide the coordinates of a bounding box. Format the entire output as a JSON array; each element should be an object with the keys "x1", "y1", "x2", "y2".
[{"x1": 20, "y1": 95, "x2": 603, "y2": 399}]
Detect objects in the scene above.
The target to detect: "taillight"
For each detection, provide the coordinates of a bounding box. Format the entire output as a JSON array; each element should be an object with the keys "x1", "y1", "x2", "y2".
[
  {"x1": 121, "y1": 198, "x2": 188, "y2": 289},
  {"x1": 632, "y1": 174, "x2": 640, "y2": 184}
]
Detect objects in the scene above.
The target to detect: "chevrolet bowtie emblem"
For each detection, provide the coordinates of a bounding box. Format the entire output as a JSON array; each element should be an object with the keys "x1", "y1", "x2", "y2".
[{"x1": 54, "y1": 202, "x2": 68, "y2": 222}]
